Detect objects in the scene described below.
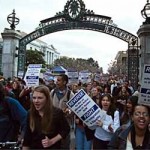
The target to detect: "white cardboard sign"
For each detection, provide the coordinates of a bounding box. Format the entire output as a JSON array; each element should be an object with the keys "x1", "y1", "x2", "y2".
[
  {"x1": 139, "y1": 64, "x2": 150, "y2": 106},
  {"x1": 66, "y1": 89, "x2": 105, "y2": 126},
  {"x1": 24, "y1": 64, "x2": 42, "y2": 87}
]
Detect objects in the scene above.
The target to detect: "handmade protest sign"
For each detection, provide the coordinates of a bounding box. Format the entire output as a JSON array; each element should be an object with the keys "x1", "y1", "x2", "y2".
[
  {"x1": 66, "y1": 89, "x2": 105, "y2": 126},
  {"x1": 24, "y1": 64, "x2": 42, "y2": 87},
  {"x1": 139, "y1": 64, "x2": 150, "y2": 106}
]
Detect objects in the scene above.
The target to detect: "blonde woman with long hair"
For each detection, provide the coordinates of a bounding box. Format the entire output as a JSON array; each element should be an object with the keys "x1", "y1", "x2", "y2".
[{"x1": 22, "y1": 85, "x2": 70, "y2": 149}]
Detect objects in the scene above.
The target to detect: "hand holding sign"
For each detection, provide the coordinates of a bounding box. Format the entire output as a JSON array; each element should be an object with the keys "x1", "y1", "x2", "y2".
[{"x1": 66, "y1": 89, "x2": 106, "y2": 127}]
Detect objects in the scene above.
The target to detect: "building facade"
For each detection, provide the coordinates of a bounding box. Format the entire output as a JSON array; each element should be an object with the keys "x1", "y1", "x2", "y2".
[
  {"x1": 115, "y1": 50, "x2": 128, "y2": 75},
  {"x1": 21, "y1": 31, "x2": 60, "y2": 65},
  {"x1": 0, "y1": 30, "x2": 60, "y2": 77}
]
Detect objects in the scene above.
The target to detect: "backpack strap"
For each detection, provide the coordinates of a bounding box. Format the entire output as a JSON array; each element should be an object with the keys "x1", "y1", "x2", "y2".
[
  {"x1": 52, "y1": 89, "x2": 56, "y2": 98},
  {"x1": 52, "y1": 89, "x2": 71, "y2": 101},
  {"x1": 67, "y1": 90, "x2": 71, "y2": 101}
]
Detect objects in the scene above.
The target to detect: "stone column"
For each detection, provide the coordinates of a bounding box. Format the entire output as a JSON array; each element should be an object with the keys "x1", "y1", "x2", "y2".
[
  {"x1": 50, "y1": 52, "x2": 52, "y2": 64},
  {"x1": 137, "y1": 24, "x2": 150, "y2": 81},
  {"x1": 1, "y1": 28, "x2": 22, "y2": 78}
]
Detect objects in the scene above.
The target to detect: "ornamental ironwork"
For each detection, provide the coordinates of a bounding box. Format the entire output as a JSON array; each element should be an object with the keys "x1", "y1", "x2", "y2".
[
  {"x1": 141, "y1": 0, "x2": 150, "y2": 24},
  {"x1": 18, "y1": 0, "x2": 139, "y2": 89},
  {"x1": 7, "y1": 9, "x2": 20, "y2": 30},
  {"x1": 64, "y1": 0, "x2": 84, "y2": 20}
]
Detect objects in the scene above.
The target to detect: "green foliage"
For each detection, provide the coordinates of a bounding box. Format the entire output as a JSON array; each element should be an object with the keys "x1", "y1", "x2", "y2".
[
  {"x1": 26, "y1": 50, "x2": 46, "y2": 68},
  {"x1": 54, "y1": 56, "x2": 103, "y2": 73}
]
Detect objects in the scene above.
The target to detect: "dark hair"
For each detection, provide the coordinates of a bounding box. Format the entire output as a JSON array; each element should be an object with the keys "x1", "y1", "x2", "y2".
[
  {"x1": 39, "y1": 78, "x2": 45, "y2": 85},
  {"x1": 121, "y1": 96, "x2": 138, "y2": 125},
  {"x1": 99, "y1": 93, "x2": 116, "y2": 119},
  {"x1": 59, "y1": 74, "x2": 68, "y2": 84},
  {"x1": 128, "y1": 96, "x2": 138, "y2": 108},
  {"x1": 0, "y1": 83, "x2": 6, "y2": 101},
  {"x1": 131, "y1": 104, "x2": 150, "y2": 116}
]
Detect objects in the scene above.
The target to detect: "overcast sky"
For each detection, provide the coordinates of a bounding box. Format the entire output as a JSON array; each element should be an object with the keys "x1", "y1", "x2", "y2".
[{"x1": 0, "y1": 0, "x2": 146, "y2": 73}]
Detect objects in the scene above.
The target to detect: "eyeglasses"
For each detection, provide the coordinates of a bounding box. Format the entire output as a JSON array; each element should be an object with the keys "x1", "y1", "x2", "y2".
[{"x1": 134, "y1": 112, "x2": 149, "y2": 117}]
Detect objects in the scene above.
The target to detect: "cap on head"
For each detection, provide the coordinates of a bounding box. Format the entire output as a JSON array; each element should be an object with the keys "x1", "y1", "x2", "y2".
[{"x1": 48, "y1": 76, "x2": 54, "y2": 81}]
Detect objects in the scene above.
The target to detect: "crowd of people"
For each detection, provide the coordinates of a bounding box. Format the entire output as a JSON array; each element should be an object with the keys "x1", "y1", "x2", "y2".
[{"x1": 0, "y1": 74, "x2": 149, "y2": 149}]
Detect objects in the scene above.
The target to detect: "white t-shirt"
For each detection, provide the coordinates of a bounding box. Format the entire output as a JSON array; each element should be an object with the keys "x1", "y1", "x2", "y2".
[{"x1": 126, "y1": 138, "x2": 133, "y2": 150}]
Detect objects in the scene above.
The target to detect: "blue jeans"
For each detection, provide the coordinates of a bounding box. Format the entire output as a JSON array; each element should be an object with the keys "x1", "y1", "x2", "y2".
[{"x1": 75, "y1": 126, "x2": 92, "y2": 150}]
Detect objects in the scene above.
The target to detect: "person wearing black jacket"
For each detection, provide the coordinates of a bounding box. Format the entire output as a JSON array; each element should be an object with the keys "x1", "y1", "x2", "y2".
[
  {"x1": 108, "y1": 104, "x2": 150, "y2": 149},
  {"x1": 22, "y1": 85, "x2": 70, "y2": 149}
]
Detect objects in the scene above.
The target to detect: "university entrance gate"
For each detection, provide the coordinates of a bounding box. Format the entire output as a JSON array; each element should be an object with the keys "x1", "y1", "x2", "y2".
[{"x1": 18, "y1": 0, "x2": 139, "y2": 89}]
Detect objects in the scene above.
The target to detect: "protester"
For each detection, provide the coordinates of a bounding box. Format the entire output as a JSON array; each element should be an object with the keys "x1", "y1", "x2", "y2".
[
  {"x1": 0, "y1": 83, "x2": 27, "y2": 142},
  {"x1": 132, "y1": 83, "x2": 141, "y2": 97},
  {"x1": 19, "y1": 85, "x2": 32, "y2": 110},
  {"x1": 75, "y1": 116, "x2": 93, "y2": 150},
  {"x1": 108, "y1": 104, "x2": 150, "y2": 149},
  {"x1": 91, "y1": 86, "x2": 102, "y2": 105},
  {"x1": 127, "y1": 80, "x2": 134, "y2": 95},
  {"x1": 11, "y1": 80, "x2": 22, "y2": 100},
  {"x1": 46, "y1": 76, "x2": 56, "y2": 92},
  {"x1": 102, "y1": 85, "x2": 111, "y2": 95},
  {"x1": 112, "y1": 81, "x2": 121, "y2": 97},
  {"x1": 22, "y1": 85, "x2": 70, "y2": 149},
  {"x1": 92, "y1": 94, "x2": 120, "y2": 149},
  {"x1": 50, "y1": 74, "x2": 74, "y2": 149},
  {"x1": 120, "y1": 96, "x2": 138, "y2": 126},
  {"x1": 72, "y1": 83, "x2": 79, "y2": 94},
  {"x1": 50, "y1": 74, "x2": 74, "y2": 113},
  {"x1": 116, "y1": 85, "x2": 130, "y2": 117},
  {"x1": 85, "y1": 82, "x2": 92, "y2": 97}
]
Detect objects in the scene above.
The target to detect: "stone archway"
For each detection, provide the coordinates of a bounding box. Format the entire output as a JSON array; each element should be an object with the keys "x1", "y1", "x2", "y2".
[{"x1": 18, "y1": 0, "x2": 139, "y2": 89}]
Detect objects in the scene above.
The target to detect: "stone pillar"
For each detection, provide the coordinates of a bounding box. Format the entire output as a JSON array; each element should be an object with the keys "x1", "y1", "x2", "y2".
[
  {"x1": 1, "y1": 28, "x2": 22, "y2": 78},
  {"x1": 137, "y1": 24, "x2": 150, "y2": 81},
  {"x1": 50, "y1": 52, "x2": 52, "y2": 64}
]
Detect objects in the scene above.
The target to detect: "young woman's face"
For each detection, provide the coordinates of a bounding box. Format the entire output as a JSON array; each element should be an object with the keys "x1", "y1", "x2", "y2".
[
  {"x1": 101, "y1": 96, "x2": 111, "y2": 111},
  {"x1": 92, "y1": 88, "x2": 98, "y2": 96},
  {"x1": 12, "y1": 82, "x2": 18, "y2": 89},
  {"x1": 86, "y1": 84, "x2": 92, "y2": 92},
  {"x1": 104, "y1": 87, "x2": 108, "y2": 93},
  {"x1": 32, "y1": 91, "x2": 47, "y2": 113},
  {"x1": 73, "y1": 84, "x2": 78, "y2": 91},
  {"x1": 121, "y1": 86, "x2": 127, "y2": 92},
  {"x1": 132, "y1": 105, "x2": 150, "y2": 130}
]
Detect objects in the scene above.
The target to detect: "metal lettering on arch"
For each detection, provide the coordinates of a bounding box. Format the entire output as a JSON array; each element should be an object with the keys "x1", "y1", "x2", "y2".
[{"x1": 18, "y1": 0, "x2": 139, "y2": 89}]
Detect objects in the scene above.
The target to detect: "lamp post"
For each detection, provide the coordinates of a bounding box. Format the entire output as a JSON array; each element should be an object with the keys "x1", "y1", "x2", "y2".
[{"x1": 141, "y1": 0, "x2": 150, "y2": 24}]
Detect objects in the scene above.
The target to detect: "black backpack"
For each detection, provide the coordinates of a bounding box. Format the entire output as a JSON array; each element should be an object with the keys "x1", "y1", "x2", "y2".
[{"x1": 0, "y1": 98, "x2": 19, "y2": 142}]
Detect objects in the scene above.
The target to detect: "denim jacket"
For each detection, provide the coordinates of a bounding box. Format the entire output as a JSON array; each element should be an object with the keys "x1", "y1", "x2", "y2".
[{"x1": 108, "y1": 124, "x2": 150, "y2": 150}]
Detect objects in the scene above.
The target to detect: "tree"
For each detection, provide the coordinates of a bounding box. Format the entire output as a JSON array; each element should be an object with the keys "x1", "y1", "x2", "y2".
[
  {"x1": 26, "y1": 50, "x2": 46, "y2": 68},
  {"x1": 54, "y1": 56, "x2": 103, "y2": 73}
]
